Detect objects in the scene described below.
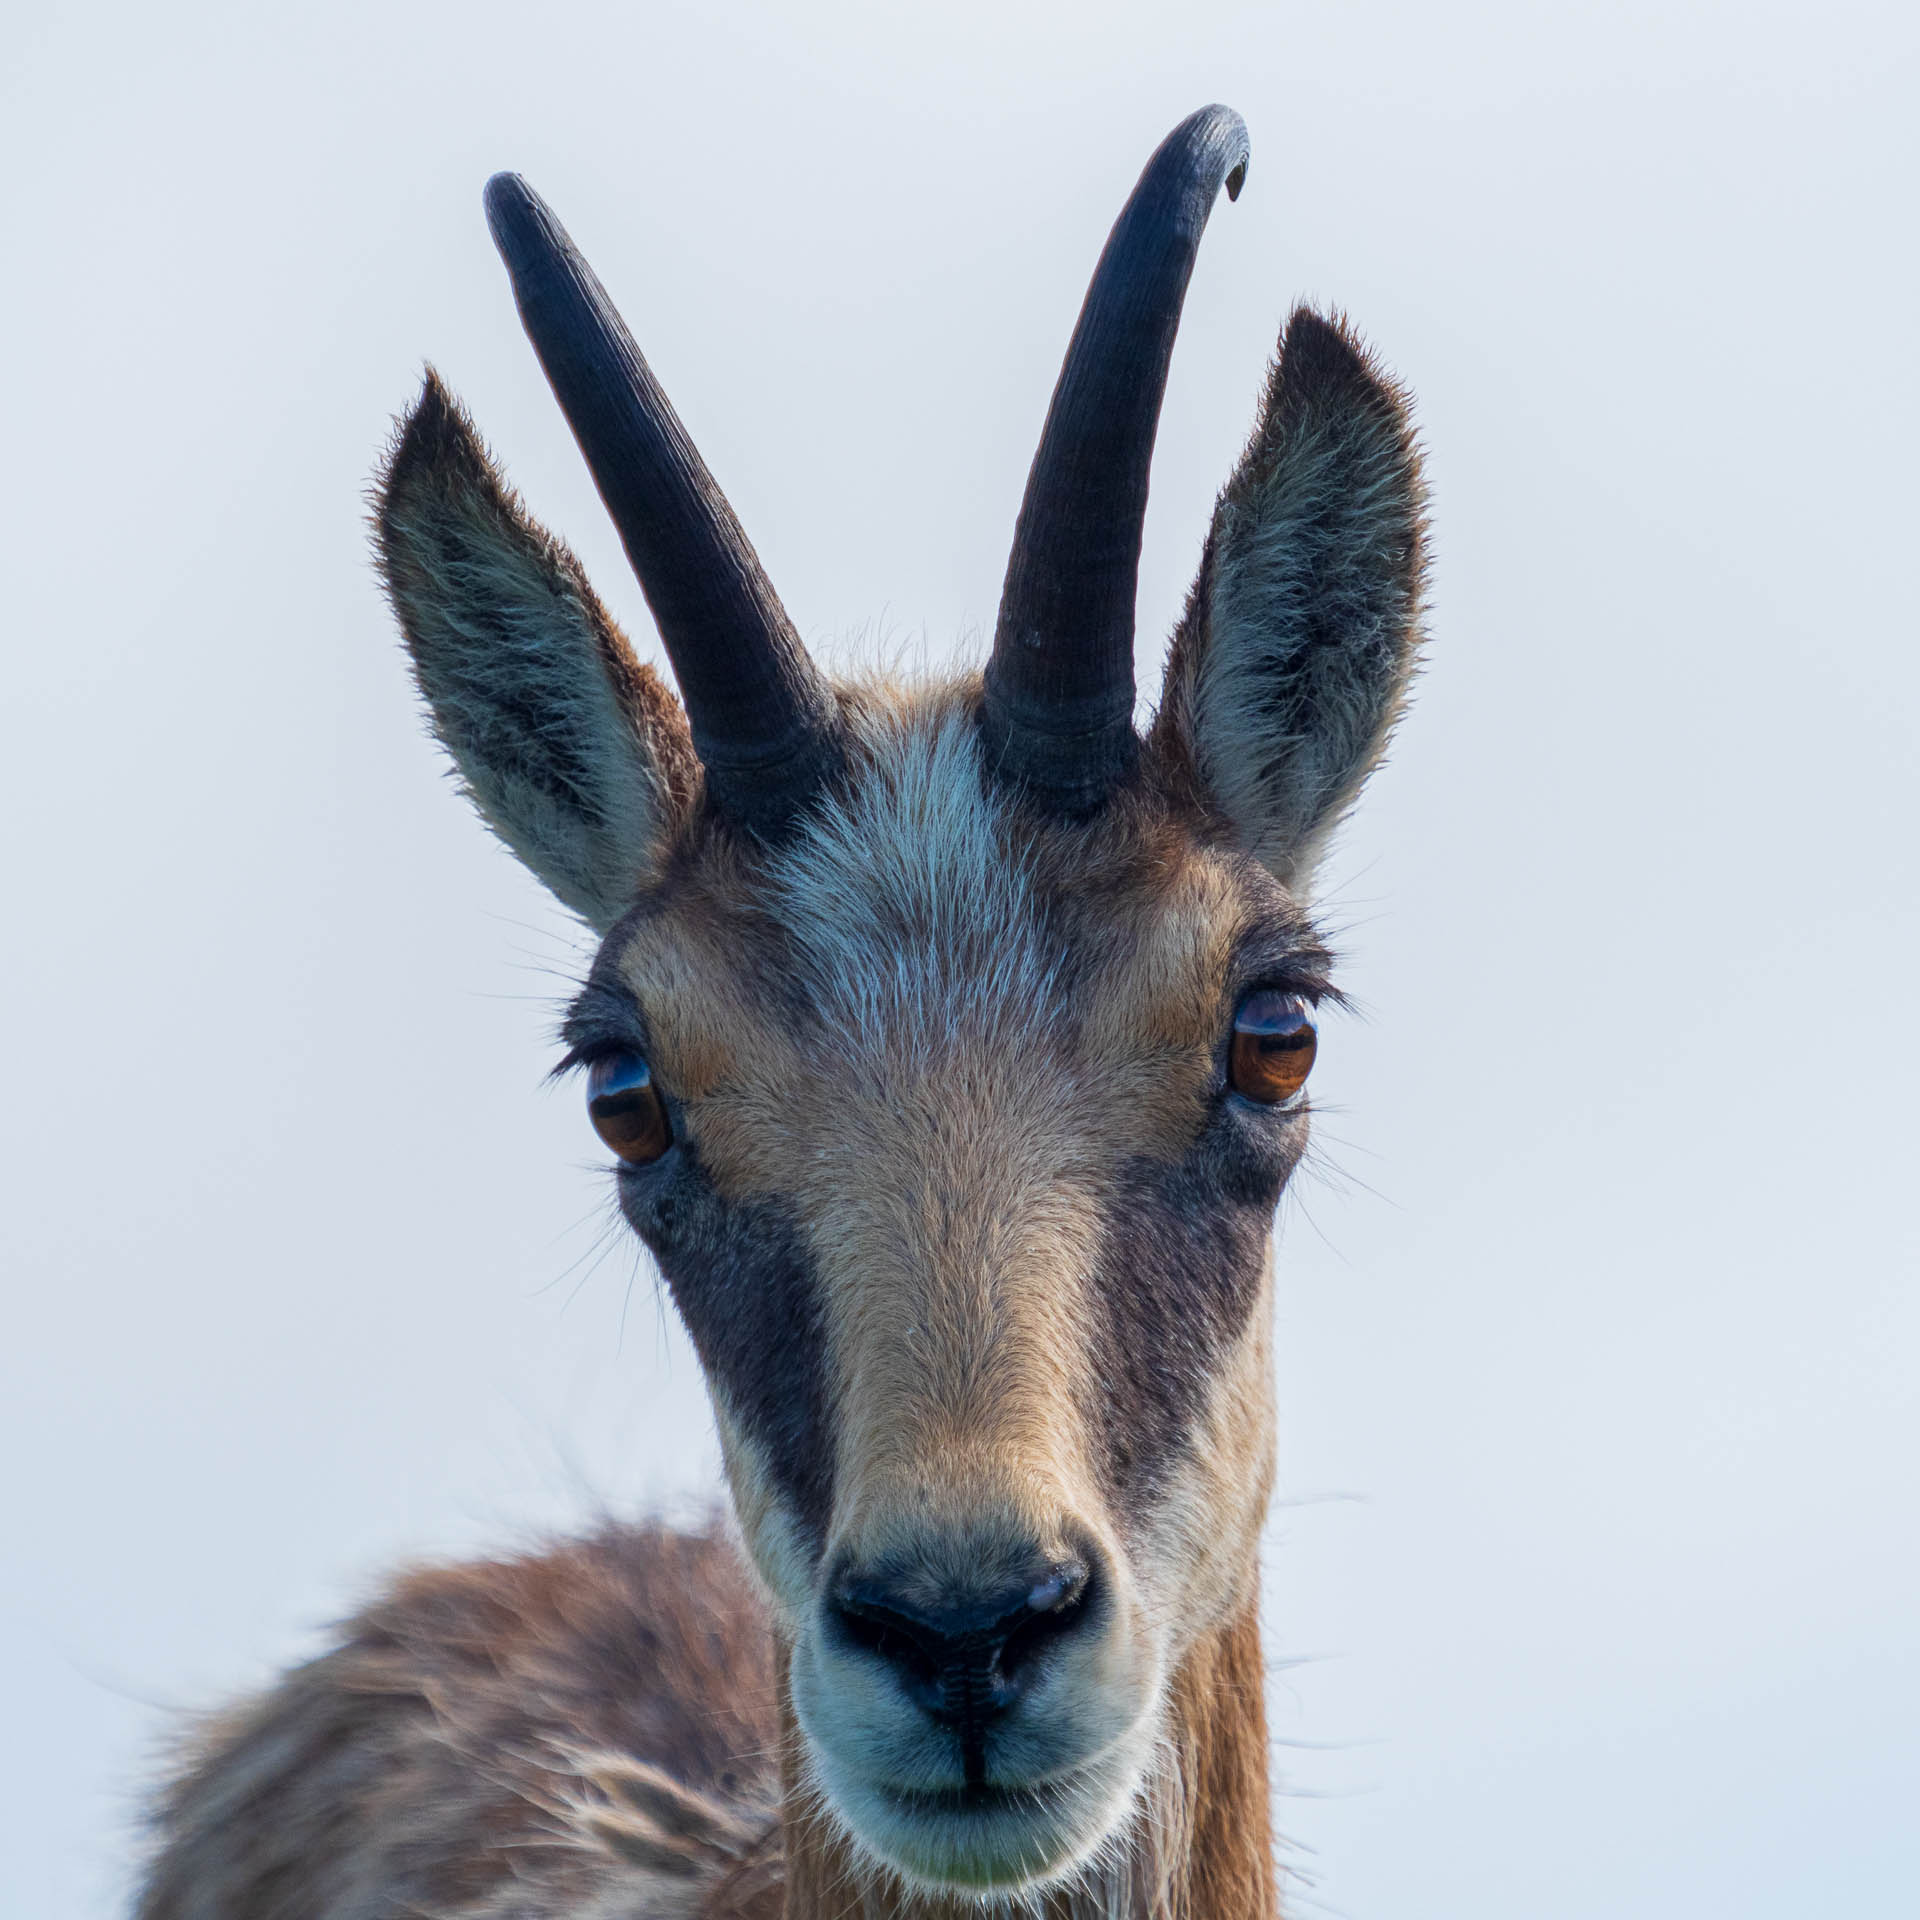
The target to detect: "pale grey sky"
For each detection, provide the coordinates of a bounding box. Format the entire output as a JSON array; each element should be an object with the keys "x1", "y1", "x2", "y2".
[{"x1": 3, "y1": 3, "x2": 1915, "y2": 1915}]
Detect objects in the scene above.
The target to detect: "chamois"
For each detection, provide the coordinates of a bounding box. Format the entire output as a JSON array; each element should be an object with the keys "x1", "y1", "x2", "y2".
[{"x1": 137, "y1": 105, "x2": 1426, "y2": 1920}]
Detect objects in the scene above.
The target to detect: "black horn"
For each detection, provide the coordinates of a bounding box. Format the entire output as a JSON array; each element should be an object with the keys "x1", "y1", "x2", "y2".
[
  {"x1": 983, "y1": 106, "x2": 1249, "y2": 812},
  {"x1": 483, "y1": 173, "x2": 841, "y2": 830}
]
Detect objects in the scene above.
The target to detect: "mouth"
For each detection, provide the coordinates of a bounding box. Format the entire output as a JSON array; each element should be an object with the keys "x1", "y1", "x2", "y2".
[
  {"x1": 870, "y1": 1769, "x2": 1088, "y2": 1822},
  {"x1": 827, "y1": 1756, "x2": 1137, "y2": 1893}
]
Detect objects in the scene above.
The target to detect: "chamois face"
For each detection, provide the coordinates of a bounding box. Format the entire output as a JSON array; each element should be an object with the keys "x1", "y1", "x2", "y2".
[
  {"x1": 557, "y1": 689, "x2": 1321, "y2": 1885},
  {"x1": 375, "y1": 108, "x2": 1425, "y2": 1899}
]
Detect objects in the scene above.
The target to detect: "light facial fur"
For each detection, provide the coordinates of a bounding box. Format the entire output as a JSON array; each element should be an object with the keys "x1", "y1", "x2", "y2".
[{"x1": 556, "y1": 692, "x2": 1305, "y2": 1886}]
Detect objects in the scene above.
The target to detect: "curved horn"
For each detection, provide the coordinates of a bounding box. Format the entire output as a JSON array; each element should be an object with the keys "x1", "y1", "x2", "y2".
[
  {"x1": 983, "y1": 105, "x2": 1249, "y2": 812},
  {"x1": 483, "y1": 173, "x2": 840, "y2": 830}
]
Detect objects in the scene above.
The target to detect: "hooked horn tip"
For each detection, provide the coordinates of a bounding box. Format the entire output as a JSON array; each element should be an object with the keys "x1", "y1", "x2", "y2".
[
  {"x1": 1181, "y1": 103, "x2": 1249, "y2": 199},
  {"x1": 482, "y1": 171, "x2": 554, "y2": 271},
  {"x1": 482, "y1": 170, "x2": 526, "y2": 219}
]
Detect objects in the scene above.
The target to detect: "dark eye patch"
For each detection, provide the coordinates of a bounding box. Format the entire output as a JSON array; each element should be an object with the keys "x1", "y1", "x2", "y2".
[
  {"x1": 1085, "y1": 1106, "x2": 1305, "y2": 1521},
  {"x1": 616, "y1": 1144, "x2": 835, "y2": 1553}
]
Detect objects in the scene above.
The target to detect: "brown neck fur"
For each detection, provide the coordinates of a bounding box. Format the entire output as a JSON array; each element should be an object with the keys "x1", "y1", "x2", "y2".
[{"x1": 773, "y1": 1595, "x2": 1277, "y2": 1920}]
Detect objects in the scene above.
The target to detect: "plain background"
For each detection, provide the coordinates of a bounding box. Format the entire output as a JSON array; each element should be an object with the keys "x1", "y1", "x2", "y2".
[{"x1": 4, "y1": 3, "x2": 1915, "y2": 1914}]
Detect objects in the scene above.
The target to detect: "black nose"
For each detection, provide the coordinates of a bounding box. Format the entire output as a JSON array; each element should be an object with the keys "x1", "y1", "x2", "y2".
[{"x1": 830, "y1": 1556, "x2": 1093, "y2": 1780}]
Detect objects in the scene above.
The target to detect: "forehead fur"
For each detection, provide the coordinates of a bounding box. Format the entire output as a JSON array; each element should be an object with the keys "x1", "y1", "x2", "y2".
[
  {"x1": 600, "y1": 674, "x2": 1320, "y2": 1116},
  {"x1": 768, "y1": 685, "x2": 1062, "y2": 1056}
]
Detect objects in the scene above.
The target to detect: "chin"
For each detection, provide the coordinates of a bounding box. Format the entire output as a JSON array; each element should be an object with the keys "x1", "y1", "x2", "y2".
[{"x1": 806, "y1": 1727, "x2": 1158, "y2": 1895}]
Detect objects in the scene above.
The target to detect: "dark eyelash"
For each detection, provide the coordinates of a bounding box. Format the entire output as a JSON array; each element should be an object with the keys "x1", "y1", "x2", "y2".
[
  {"x1": 1228, "y1": 921, "x2": 1339, "y2": 1009},
  {"x1": 1240, "y1": 973, "x2": 1341, "y2": 1010},
  {"x1": 555, "y1": 975, "x2": 651, "y2": 1082},
  {"x1": 549, "y1": 1033, "x2": 644, "y2": 1085},
  {"x1": 548, "y1": 1044, "x2": 594, "y2": 1084}
]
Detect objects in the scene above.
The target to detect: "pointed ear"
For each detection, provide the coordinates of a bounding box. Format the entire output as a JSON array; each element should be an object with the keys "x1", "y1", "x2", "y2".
[
  {"x1": 373, "y1": 372, "x2": 697, "y2": 929},
  {"x1": 1149, "y1": 309, "x2": 1427, "y2": 892}
]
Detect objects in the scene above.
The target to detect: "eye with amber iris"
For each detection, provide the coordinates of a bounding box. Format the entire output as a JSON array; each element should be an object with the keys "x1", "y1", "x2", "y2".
[
  {"x1": 586, "y1": 1052, "x2": 673, "y2": 1165},
  {"x1": 1228, "y1": 990, "x2": 1317, "y2": 1105}
]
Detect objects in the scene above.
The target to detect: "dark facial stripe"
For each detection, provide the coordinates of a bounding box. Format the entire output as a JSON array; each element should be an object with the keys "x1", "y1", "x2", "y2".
[
  {"x1": 619, "y1": 1147, "x2": 835, "y2": 1550},
  {"x1": 1087, "y1": 1107, "x2": 1303, "y2": 1519}
]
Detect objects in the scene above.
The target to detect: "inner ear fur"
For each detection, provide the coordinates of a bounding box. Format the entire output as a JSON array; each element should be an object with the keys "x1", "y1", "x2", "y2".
[
  {"x1": 1150, "y1": 307, "x2": 1427, "y2": 892},
  {"x1": 374, "y1": 371, "x2": 697, "y2": 929}
]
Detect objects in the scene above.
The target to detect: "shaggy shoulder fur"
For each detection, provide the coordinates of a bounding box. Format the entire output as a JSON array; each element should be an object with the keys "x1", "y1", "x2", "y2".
[{"x1": 137, "y1": 1522, "x2": 784, "y2": 1920}]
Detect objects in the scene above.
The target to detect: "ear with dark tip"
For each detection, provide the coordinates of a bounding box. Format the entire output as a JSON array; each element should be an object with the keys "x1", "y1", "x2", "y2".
[
  {"x1": 373, "y1": 369, "x2": 697, "y2": 930},
  {"x1": 1149, "y1": 308, "x2": 1427, "y2": 891}
]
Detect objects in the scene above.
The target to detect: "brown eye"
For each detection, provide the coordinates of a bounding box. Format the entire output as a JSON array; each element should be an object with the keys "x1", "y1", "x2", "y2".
[
  {"x1": 586, "y1": 1052, "x2": 672, "y2": 1165},
  {"x1": 1228, "y1": 991, "x2": 1317, "y2": 1105}
]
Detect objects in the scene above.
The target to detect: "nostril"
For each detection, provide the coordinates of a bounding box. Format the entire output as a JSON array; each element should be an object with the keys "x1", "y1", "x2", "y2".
[
  {"x1": 832, "y1": 1590, "x2": 946, "y2": 1686},
  {"x1": 998, "y1": 1558, "x2": 1092, "y2": 1683},
  {"x1": 1023, "y1": 1562, "x2": 1087, "y2": 1618}
]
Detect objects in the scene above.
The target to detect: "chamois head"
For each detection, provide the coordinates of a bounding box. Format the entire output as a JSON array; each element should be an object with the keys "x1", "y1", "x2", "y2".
[{"x1": 375, "y1": 106, "x2": 1424, "y2": 1900}]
